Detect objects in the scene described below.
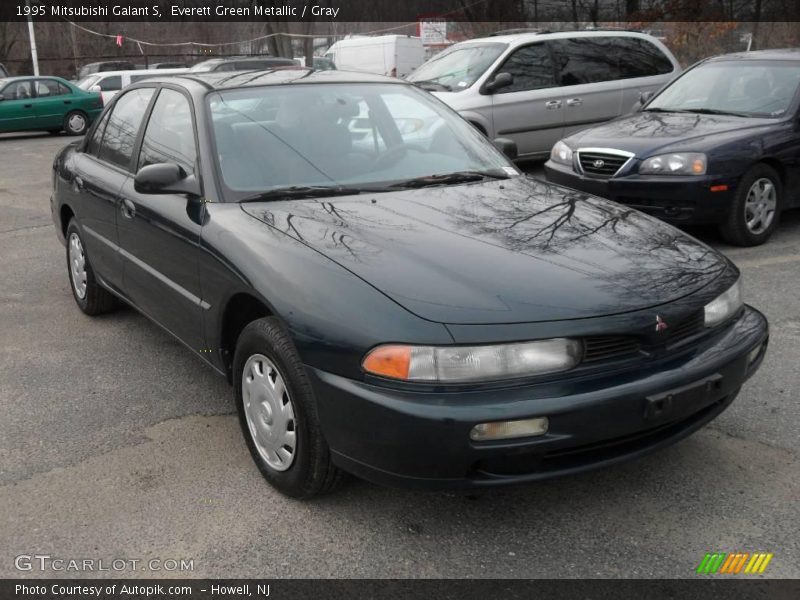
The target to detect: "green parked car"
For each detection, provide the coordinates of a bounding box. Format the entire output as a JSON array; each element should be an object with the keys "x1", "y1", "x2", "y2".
[{"x1": 0, "y1": 76, "x2": 104, "y2": 136}]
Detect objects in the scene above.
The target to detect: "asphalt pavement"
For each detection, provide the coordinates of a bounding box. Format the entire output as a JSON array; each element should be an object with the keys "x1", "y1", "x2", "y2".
[{"x1": 1, "y1": 132, "x2": 798, "y2": 578}]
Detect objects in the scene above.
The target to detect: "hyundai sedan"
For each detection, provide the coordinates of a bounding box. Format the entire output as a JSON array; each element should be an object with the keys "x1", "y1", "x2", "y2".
[{"x1": 51, "y1": 69, "x2": 768, "y2": 498}]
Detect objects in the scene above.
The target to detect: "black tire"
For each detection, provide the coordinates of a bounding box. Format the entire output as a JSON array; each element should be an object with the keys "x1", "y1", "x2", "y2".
[
  {"x1": 65, "y1": 219, "x2": 116, "y2": 316},
  {"x1": 720, "y1": 164, "x2": 782, "y2": 246},
  {"x1": 63, "y1": 110, "x2": 89, "y2": 136},
  {"x1": 233, "y1": 317, "x2": 344, "y2": 498}
]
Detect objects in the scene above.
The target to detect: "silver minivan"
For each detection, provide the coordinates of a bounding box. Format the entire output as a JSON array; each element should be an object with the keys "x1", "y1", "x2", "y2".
[{"x1": 408, "y1": 30, "x2": 681, "y2": 159}]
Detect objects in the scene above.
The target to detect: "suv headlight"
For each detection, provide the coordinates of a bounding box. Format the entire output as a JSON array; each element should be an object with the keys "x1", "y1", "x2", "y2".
[
  {"x1": 550, "y1": 140, "x2": 574, "y2": 166},
  {"x1": 362, "y1": 339, "x2": 582, "y2": 382},
  {"x1": 704, "y1": 280, "x2": 743, "y2": 327},
  {"x1": 640, "y1": 152, "x2": 707, "y2": 175}
]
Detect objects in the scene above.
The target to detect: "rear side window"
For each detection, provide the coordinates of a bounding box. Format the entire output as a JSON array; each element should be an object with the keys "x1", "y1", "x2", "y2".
[
  {"x1": 551, "y1": 37, "x2": 673, "y2": 86},
  {"x1": 616, "y1": 38, "x2": 674, "y2": 78},
  {"x1": 35, "y1": 79, "x2": 69, "y2": 97},
  {"x1": 496, "y1": 43, "x2": 556, "y2": 93},
  {"x1": 138, "y1": 89, "x2": 197, "y2": 175},
  {"x1": 98, "y1": 88, "x2": 155, "y2": 169}
]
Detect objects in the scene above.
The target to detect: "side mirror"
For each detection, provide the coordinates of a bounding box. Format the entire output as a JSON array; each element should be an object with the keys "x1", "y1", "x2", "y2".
[
  {"x1": 493, "y1": 137, "x2": 518, "y2": 161},
  {"x1": 90, "y1": 85, "x2": 102, "y2": 93},
  {"x1": 485, "y1": 72, "x2": 513, "y2": 93},
  {"x1": 134, "y1": 163, "x2": 201, "y2": 197},
  {"x1": 639, "y1": 90, "x2": 655, "y2": 106}
]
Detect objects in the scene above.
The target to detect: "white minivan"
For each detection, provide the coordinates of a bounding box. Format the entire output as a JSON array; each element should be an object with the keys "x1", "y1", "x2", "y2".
[
  {"x1": 325, "y1": 35, "x2": 425, "y2": 78},
  {"x1": 76, "y1": 68, "x2": 188, "y2": 104},
  {"x1": 408, "y1": 30, "x2": 681, "y2": 159}
]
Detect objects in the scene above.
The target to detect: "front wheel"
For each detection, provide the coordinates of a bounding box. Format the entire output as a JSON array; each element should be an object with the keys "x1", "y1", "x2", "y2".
[
  {"x1": 233, "y1": 317, "x2": 343, "y2": 498},
  {"x1": 64, "y1": 111, "x2": 88, "y2": 136},
  {"x1": 720, "y1": 164, "x2": 781, "y2": 246}
]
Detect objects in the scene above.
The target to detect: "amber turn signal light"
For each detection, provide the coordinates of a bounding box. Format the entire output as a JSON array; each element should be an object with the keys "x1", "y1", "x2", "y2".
[{"x1": 362, "y1": 345, "x2": 411, "y2": 380}]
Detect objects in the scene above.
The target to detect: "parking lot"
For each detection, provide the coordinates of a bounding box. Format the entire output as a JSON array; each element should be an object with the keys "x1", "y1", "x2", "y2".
[{"x1": 0, "y1": 131, "x2": 798, "y2": 578}]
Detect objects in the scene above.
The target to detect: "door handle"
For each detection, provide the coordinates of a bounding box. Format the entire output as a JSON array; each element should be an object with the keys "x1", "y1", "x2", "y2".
[
  {"x1": 566, "y1": 97, "x2": 583, "y2": 107},
  {"x1": 23, "y1": 104, "x2": 32, "y2": 109},
  {"x1": 120, "y1": 198, "x2": 136, "y2": 219},
  {"x1": 63, "y1": 100, "x2": 72, "y2": 105},
  {"x1": 545, "y1": 100, "x2": 562, "y2": 110}
]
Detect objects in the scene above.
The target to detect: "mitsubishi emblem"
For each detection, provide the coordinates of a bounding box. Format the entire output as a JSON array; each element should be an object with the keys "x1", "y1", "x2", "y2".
[
  {"x1": 655, "y1": 315, "x2": 668, "y2": 332},
  {"x1": 593, "y1": 159, "x2": 605, "y2": 168}
]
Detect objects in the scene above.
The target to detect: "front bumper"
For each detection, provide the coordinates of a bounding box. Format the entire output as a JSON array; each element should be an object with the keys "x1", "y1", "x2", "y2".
[
  {"x1": 544, "y1": 160, "x2": 738, "y2": 225},
  {"x1": 309, "y1": 306, "x2": 768, "y2": 490}
]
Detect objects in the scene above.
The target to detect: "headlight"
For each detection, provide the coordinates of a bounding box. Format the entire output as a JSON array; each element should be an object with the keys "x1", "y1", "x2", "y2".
[
  {"x1": 704, "y1": 280, "x2": 743, "y2": 327},
  {"x1": 640, "y1": 152, "x2": 707, "y2": 175},
  {"x1": 550, "y1": 140, "x2": 574, "y2": 166},
  {"x1": 362, "y1": 339, "x2": 582, "y2": 382}
]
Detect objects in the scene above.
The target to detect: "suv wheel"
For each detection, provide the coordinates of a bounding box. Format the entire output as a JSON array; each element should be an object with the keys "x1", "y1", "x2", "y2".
[
  {"x1": 233, "y1": 317, "x2": 344, "y2": 498},
  {"x1": 65, "y1": 219, "x2": 116, "y2": 315},
  {"x1": 721, "y1": 164, "x2": 781, "y2": 246}
]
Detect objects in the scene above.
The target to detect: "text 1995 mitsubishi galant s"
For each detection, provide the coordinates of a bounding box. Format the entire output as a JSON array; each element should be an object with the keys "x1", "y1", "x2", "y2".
[{"x1": 51, "y1": 69, "x2": 768, "y2": 498}]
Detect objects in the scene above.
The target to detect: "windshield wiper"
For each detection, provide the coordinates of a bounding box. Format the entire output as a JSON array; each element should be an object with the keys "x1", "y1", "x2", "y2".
[
  {"x1": 410, "y1": 79, "x2": 453, "y2": 92},
  {"x1": 676, "y1": 108, "x2": 752, "y2": 118},
  {"x1": 238, "y1": 185, "x2": 364, "y2": 203},
  {"x1": 389, "y1": 170, "x2": 510, "y2": 189}
]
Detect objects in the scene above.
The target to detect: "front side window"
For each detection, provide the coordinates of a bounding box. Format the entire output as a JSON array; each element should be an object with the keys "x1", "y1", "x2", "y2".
[
  {"x1": 98, "y1": 88, "x2": 155, "y2": 169},
  {"x1": 647, "y1": 60, "x2": 800, "y2": 118},
  {"x1": 407, "y1": 43, "x2": 507, "y2": 91},
  {"x1": 85, "y1": 110, "x2": 111, "y2": 156},
  {"x1": 495, "y1": 43, "x2": 556, "y2": 93},
  {"x1": 97, "y1": 76, "x2": 122, "y2": 92},
  {"x1": 2, "y1": 81, "x2": 32, "y2": 100},
  {"x1": 208, "y1": 83, "x2": 513, "y2": 197},
  {"x1": 138, "y1": 89, "x2": 196, "y2": 174}
]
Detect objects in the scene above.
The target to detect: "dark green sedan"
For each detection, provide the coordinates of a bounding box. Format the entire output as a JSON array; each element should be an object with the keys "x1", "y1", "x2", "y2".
[{"x1": 0, "y1": 76, "x2": 104, "y2": 136}]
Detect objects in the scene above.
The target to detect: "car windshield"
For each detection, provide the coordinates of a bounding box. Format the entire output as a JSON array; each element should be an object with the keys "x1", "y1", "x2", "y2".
[
  {"x1": 407, "y1": 43, "x2": 507, "y2": 91},
  {"x1": 208, "y1": 82, "x2": 516, "y2": 198},
  {"x1": 646, "y1": 60, "x2": 800, "y2": 118},
  {"x1": 76, "y1": 75, "x2": 99, "y2": 90}
]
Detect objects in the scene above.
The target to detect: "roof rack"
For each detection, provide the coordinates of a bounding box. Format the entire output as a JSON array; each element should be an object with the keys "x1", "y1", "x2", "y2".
[{"x1": 488, "y1": 28, "x2": 551, "y2": 37}]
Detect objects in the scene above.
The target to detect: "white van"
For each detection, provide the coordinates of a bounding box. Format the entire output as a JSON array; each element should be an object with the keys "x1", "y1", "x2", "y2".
[
  {"x1": 325, "y1": 35, "x2": 424, "y2": 78},
  {"x1": 76, "y1": 68, "x2": 188, "y2": 104}
]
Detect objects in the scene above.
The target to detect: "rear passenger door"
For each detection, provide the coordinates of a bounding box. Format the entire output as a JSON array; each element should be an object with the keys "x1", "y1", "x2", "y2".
[
  {"x1": 32, "y1": 79, "x2": 72, "y2": 129},
  {"x1": 71, "y1": 87, "x2": 155, "y2": 292},
  {"x1": 488, "y1": 43, "x2": 564, "y2": 158},
  {"x1": 550, "y1": 37, "x2": 625, "y2": 138},
  {"x1": 117, "y1": 87, "x2": 205, "y2": 351}
]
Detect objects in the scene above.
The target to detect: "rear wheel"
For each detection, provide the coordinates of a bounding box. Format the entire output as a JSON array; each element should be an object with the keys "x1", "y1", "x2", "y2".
[
  {"x1": 64, "y1": 111, "x2": 88, "y2": 136},
  {"x1": 65, "y1": 219, "x2": 116, "y2": 315},
  {"x1": 720, "y1": 164, "x2": 781, "y2": 246},
  {"x1": 234, "y1": 317, "x2": 343, "y2": 498}
]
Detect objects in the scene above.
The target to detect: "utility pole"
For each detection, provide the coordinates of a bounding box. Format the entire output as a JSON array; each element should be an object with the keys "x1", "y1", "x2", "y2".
[{"x1": 25, "y1": 0, "x2": 39, "y2": 75}]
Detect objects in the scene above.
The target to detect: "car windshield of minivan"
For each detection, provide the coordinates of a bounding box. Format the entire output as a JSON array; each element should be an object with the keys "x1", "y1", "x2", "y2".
[
  {"x1": 208, "y1": 83, "x2": 515, "y2": 199},
  {"x1": 646, "y1": 61, "x2": 800, "y2": 118},
  {"x1": 407, "y1": 43, "x2": 507, "y2": 91}
]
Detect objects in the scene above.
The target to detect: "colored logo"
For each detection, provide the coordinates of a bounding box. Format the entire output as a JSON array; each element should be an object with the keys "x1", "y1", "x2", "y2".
[
  {"x1": 655, "y1": 315, "x2": 668, "y2": 332},
  {"x1": 696, "y1": 552, "x2": 773, "y2": 574}
]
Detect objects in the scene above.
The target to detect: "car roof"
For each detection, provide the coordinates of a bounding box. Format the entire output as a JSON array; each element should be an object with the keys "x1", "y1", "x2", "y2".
[
  {"x1": 0, "y1": 75, "x2": 68, "y2": 82},
  {"x1": 706, "y1": 48, "x2": 800, "y2": 62},
  {"x1": 458, "y1": 28, "x2": 664, "y2": 46},
  {"x1": 84, "y1": 68, "x2": 189, "y2": 78},
  {"x1": 146, "y1": 68, "x2": 404, "y2": 91}
]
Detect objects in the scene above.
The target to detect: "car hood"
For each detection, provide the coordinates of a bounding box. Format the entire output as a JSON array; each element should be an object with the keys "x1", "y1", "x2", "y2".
[
  {"x1": 566, "y1": 111, "x2": 776, "y2": 155},
  {"x1": 241, "y1": 176, "x2": 727, "y2": 324}
]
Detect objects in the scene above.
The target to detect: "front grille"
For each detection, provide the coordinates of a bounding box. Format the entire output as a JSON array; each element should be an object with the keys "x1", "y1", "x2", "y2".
[
  {"x1": 578, "y1": 150, "x2": 630, "y2": 177},
  {"x1": 583, "y1": 335, "x2": 640, "y2": 363},
  {"x1": 666, "y1": 312, "x2": 705, "y2": 347}
]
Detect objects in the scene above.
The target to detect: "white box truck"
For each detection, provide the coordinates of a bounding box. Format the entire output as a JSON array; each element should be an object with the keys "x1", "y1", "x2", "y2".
[{"x1": 324, "y1": 35, "x2": 425, "y2": 78}]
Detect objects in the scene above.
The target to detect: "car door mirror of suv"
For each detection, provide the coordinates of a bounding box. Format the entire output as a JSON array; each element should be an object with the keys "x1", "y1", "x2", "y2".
[
  {"x1": 638, "y1": 90, "x2": 655, "y2": 106},
  {"x1": 492, "y1": 137, "x2": 518, "y2": 160},
  {"x1": 135, "y1": 163, "x2": 201, "y2": 197},
  {"x1": 485, "y1": 72, "x2": 514, "y2": 93}
]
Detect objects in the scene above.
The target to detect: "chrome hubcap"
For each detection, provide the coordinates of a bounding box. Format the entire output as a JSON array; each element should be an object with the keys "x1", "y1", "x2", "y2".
[
  {"x1": 242, "y1": 354, "x2": 296, "y2": 471},
  {"x1": 745, "y1": 177, "x2": 777, "y2": 234},
  {"x1": 68, "y1": 114, "x2": 86, "y2": 132},
  {"x1": 68, "y1": 232, "x2": 87, "y2": 299}
]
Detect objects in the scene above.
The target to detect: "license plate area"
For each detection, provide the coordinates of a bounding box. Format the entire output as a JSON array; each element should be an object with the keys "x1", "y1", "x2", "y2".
[{"x1": 644, "y1": 374, "x2": 723, "y2": 422}]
